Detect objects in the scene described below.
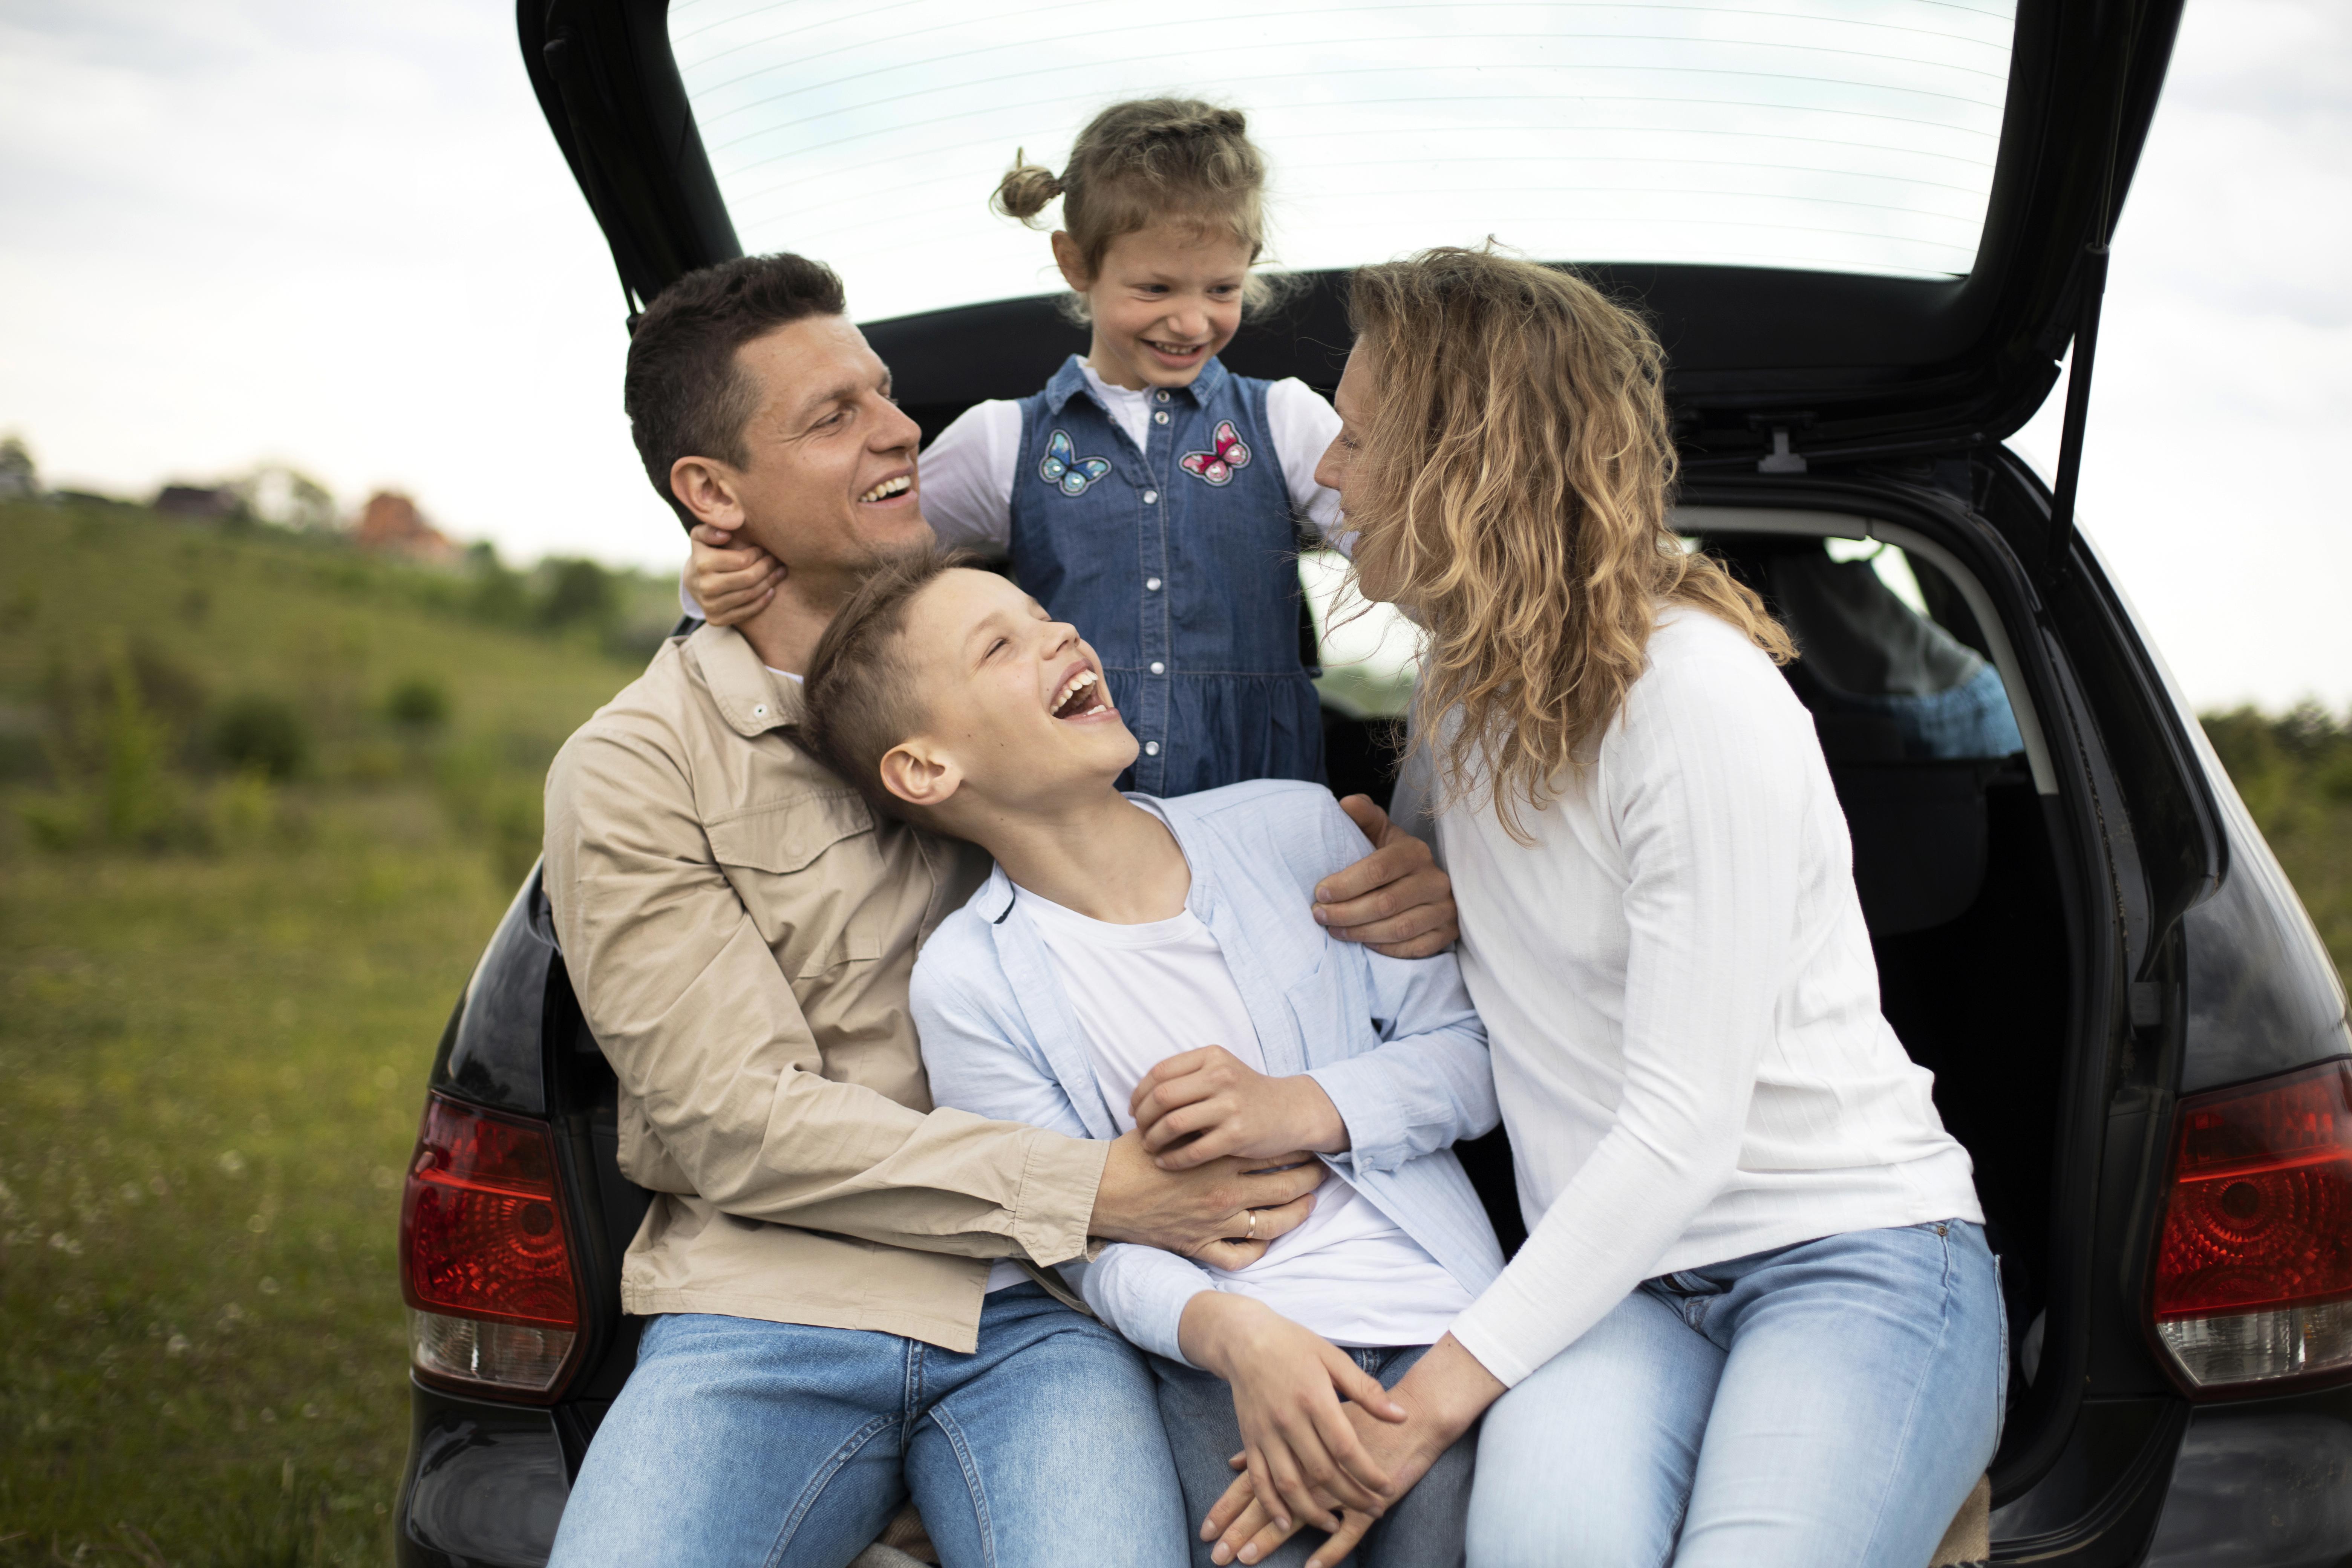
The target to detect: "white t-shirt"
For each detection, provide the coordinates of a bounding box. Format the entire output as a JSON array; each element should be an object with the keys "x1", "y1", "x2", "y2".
[
  {"x1": 679, "y1": 363, "x2": 1348, "y2": 620},
  {"x1": 1001, "y1": 877, "x2": 1472, "y2": 1349}
]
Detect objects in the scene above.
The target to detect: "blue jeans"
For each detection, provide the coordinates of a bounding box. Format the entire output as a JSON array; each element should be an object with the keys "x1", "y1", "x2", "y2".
[
  {"x1": 1152, "y1": 1343, "x2": 1475, "y2": 1567},
  {"x1": 547, "y1": 1283, "x2": 1190, "y2": 1568},
  {"x1": 1467, "y1": 1221, "x2": 2004, "y2": 1568}
]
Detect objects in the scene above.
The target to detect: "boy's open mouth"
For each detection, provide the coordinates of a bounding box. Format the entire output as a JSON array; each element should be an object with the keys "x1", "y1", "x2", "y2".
[
  {"x1": 1050, "y1": 669, "x2": 1112, "y2": 720},
  {"x1": 857, "y1": 474, "x2": 912, "y2": 504}
]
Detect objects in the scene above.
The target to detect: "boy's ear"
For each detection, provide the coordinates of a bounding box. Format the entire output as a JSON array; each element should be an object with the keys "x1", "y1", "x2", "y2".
[
  {"x1": 878, "y1": 739, "x2": 962, "y2": 812},
  {"x1": 1049, "y1": 231, "x2": 1092, "y2": 295},
  {"x1": 670, "y1": 456, "x2": 747, "y2": 533}
]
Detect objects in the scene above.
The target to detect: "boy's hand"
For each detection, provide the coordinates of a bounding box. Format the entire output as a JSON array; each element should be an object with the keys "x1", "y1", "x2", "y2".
[
  {"x1": 1132, "y1": 1047, "x2": 1347, "y2": 1170},
  {"x1": 686, "y1": 522, "x2": 784, "y2": 628},
  {"x1": 1178, "y1": 1293, "x2": 1407, "y2": 1539},
  {"x1": 1314, "y1": 796, "x2": 1457, "y2": 959}
]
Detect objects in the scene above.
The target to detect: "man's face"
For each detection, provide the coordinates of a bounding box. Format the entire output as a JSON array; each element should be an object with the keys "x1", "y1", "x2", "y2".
[
  {"x1": 701, "y1": 314, "x2": 931, "y2": 596},
  {"x1": 887, "y1": 569, "x2": 1135, "y2": 817}
]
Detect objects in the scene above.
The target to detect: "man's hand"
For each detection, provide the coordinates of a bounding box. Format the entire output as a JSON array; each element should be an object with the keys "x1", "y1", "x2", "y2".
[
  {"x1": 1088, "y1": 1131, "x2": 1323, "y2": 1256},
  {"x1": 1179, "y1": 1294, "x2": 1407, "y2": 1538},
  {"x1": 1313, "y1": 796, "x2": 1457, "y2": 959},
  {"x1": 687, "y1": 522, "x2": 784, "y2": 627},
  {"x1": 1130, "y1": 1047, "x2": 1348, "y2": 1171}
]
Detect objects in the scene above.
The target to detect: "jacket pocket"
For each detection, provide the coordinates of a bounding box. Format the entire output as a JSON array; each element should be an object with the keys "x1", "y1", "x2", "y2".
[{"x1": 706, "y1": 791, "x2": 887, "y2": 977}]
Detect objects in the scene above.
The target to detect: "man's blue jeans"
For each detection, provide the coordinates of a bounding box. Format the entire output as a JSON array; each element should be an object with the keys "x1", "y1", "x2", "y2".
[
  {"x1": 1467, "y1": 1220, "x2": 2004, "y2": 1568},
  {"x1": 547, "y1": 1283, "x2": 1190, "y2": 1568}
]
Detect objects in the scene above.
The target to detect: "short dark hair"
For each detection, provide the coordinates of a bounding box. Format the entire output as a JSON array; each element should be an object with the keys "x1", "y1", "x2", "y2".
[
  {"x1": 799, "y1": 547, "x2": 972, "y2": 819},
  {"x1": 623, "y1": 253, "x2": 848, "y2": 530}
]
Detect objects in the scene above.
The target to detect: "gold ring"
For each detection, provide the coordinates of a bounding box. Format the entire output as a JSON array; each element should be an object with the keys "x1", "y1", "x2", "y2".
[{"x1": 1246, "y1": 1210, "x2": 1259, "y2": 1241}]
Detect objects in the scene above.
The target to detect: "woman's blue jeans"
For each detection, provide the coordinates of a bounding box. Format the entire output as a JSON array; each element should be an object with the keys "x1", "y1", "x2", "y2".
[
  {"x1": 546, "y1": 1283, "x2": 1189, "y2": 1568},
  {"x1": 1467, "y1": 1220, "x2": 2004, "y2": 1568}
]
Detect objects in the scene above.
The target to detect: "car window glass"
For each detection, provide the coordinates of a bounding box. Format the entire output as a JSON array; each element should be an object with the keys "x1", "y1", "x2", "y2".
[{"x1": 669, "y1": 0, "x2": 2019, "y2": 323}]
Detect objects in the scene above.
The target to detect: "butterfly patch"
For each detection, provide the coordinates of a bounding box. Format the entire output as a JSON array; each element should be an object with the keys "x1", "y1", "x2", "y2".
[
  {"x1": 1179, "y1": 420, "x2": 1251, "y2": 485},
  {"x1": 1039, "y1": 429, "x2": 1113, "y2": 496}
]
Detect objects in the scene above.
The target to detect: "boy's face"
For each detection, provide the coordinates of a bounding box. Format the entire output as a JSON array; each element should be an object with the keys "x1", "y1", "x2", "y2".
[
  {"x1": 1058, "y1": 221, "x2": 1250, "y2": 392},
  {"x1": 881, "y1": 569, "x2": 1136, "y2": 818}
]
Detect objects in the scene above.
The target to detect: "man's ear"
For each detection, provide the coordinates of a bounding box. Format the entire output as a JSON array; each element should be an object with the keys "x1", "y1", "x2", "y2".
[
  {"x1": 1049, "y1": 231, "x2": 1093, "y2": 295},
  {"x1": 669, "y1": 456, "x2": 747, "y2": 533},
  {"x1": 878, "y1": 739, "x2": 962, "y2": 812}
]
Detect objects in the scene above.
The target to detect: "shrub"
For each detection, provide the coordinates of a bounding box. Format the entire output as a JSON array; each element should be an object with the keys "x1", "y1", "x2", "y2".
[
  {"x1": 539, "y1": 557, "x2": 617, "y2": 631},
  {"x1": 211, "y1": 694, "x2": 311, "y2": 781},
  {"x1": 384, "y1": 675, "x2": 451, "y2": 731}
]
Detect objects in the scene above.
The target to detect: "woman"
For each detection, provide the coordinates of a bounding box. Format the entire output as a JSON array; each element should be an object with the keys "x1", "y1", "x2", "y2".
[{"x1": 1203, "y1": 247, "x2": 2003, "y2": 1568}]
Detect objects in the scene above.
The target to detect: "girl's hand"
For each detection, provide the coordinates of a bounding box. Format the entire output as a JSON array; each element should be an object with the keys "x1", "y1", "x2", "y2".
[
  {"x1": 1178, "y1": 1294, "x2": 1406, "y2": 1539},
  {"x1": 1131, "y1": 1047, "x2": 1347, "y2": 1170},
  {"x1": 686, "y1": 522, "x2": 783, "y2": 628}
]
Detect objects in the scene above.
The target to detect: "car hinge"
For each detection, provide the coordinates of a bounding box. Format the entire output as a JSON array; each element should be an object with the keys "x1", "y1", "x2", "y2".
[{"x1": 2045, "y1": 2, "x2": 2142, "y2": 582}]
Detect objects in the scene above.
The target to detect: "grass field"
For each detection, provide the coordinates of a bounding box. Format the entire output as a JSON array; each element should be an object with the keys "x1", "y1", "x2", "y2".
[
  {"x1": 1, "y1": 498, "x2": 2345, "y2": 1565},
  {"x1": 1, "y1": 500, "x2": 668, "y2": 1564}
]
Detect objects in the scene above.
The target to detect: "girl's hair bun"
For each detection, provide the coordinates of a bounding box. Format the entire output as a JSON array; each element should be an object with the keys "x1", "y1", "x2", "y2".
[{"x1": 992, "y1": 152, "x2": 1065, "y2": 226}]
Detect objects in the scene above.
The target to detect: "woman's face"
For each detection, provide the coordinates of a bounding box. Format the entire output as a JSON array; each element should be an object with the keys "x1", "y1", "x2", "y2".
[{"x1": 1317, "y1": 345, "x2": 1400, "y2": 603}]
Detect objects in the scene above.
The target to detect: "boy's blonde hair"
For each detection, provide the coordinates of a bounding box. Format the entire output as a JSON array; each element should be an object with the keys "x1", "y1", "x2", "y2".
[
  {"x1": 994, "y1": 98, "x2": 1280, "y2": 315},
  {"x1": 1343, "y1": 245, "x2": 1793, "y2": 840}
]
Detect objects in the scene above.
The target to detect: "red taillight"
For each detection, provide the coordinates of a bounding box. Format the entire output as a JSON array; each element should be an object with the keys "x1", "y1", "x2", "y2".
[
  {"x1": 2151, "y1": 1059, "x2": 2352, "y2": 1392},
  {"x1": 399, "y1": 1093, "x2": 584, "y2": 1398}
]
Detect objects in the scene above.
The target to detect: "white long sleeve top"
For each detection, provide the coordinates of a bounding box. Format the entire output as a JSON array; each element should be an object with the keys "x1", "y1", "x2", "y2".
[{"x1": 1439, "y1": 606, "x2": 1982, "y2": 1388}]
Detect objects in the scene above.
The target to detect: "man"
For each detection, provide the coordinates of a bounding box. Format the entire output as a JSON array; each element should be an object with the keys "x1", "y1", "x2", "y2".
[{"x1": 540, "y1": 253, "x2": 1458, "y2": 1568}]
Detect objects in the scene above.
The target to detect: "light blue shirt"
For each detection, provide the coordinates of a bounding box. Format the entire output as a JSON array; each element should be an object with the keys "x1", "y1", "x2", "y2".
[{"x1": 910, "y1": 779, "x2": 1506, "y2": 1364}]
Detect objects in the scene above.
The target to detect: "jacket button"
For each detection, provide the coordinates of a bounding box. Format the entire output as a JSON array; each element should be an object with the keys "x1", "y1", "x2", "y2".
[
  {"x1": 1154, "y1": 410, "x2": 1170, "y2": 425},
  {"x1": 1142, "y1": 490, "x2": 1158, "y2": 504},
  {"x1": 1150, "y1": 662, "x2": 1165, "y2": 674},
  {"x1": 753, "y1": 705, "x2": 766, "y2": 717},
  {"x1": 1155, "y1": 390, "x2": 1171, "y2": 403},
  {"x1": 1144, "y1": 741, "x2": 1160, "y2": 756},
  {"x1": 1145, "y1": 577, "x2": 1162, "y2": 591}
]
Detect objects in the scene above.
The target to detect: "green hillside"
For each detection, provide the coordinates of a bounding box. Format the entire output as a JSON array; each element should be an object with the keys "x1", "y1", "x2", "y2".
[{"x1": 0, "y1": 499, "x2": 677, "y2": 1564}]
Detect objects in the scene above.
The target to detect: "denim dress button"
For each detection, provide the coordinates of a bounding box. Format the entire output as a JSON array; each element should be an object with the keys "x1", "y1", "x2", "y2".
[
  {"x1": 1143, "y1": 490, "x2": 1158, "y2": 504},
  {"x1": 1145, "y1": 577, "x2": 1161, "y2": 591},
  {"x1": 1144, "y1": 741, "x2": 1160, "y2": 756},
  {"x1": 1150, "y1": 662, "x2": 1165, "y2": 674}
]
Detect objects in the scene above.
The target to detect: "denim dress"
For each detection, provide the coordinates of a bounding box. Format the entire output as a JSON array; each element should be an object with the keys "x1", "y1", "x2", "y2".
[{"x1": 1011, "y1": 355, "x2": 1324, "y2": 796}]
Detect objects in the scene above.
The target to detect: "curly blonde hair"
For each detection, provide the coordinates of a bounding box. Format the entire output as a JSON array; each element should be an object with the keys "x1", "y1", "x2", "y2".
[
  {"x1": 1344, "y1": 246, "x2": 1792, "y2": 839},
  {"x1": 992, "y1": 98, "x2": 1282, "y2": 315}
]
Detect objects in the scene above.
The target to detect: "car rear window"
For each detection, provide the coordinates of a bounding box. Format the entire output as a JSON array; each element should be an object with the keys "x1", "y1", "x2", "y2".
[{"x1": 669, "y1": 0, "x2": 2018, "y2": 323}]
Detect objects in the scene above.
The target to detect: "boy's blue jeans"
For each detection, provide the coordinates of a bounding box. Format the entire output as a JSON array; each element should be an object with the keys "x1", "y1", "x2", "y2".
[
  {"x1": 1467, "y1": 1220, "x2": 2004, "y2": 1568},
  {"x1": 546, "y1": 1283, "x2": 1190, "y2": 1568}
]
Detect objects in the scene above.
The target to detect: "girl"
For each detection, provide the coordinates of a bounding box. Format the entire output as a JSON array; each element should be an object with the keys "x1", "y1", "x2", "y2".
[
  {"x1": 1201, "y1": 247, "x2": 2005, "y2": 1568},
  {"x1": 687, "y1": 98, "x2": 1344, "y2": 799}
]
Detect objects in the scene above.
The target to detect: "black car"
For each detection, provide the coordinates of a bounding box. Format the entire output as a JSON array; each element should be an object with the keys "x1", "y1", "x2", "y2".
[{"x1": 395, "y1": 3, "x2": 2352, "y2": 1564}]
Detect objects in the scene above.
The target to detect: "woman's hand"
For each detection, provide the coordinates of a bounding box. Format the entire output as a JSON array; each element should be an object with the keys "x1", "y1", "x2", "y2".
[
  {"x1": 686, "y1": 522, "x2": 784, "y2": 628},
  {"x1": 1131, "y1": 1047, "x2": 1348, "y2": 1170},
  {"x1": 1179, "y1": 1294, "x2": 1407, "y2": 1538},
  {"x1": 1202, "y1": 1334, "x2": 1505, "y2": 1567},
  {"x1": 1313, "y1": 796, "x2": 1458, "y2": 959}
]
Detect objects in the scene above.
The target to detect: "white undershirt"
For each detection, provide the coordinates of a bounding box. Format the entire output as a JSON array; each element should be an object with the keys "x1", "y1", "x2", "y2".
[
  {"x1": 680, "y1": 366, "x2": 1347, "y2": 621},
  {"x1": 1000, "y1": 871, "x2": 1471, "y2": 1348},
  {"x1": 1439, "y1": 607, "x2": 1983, "y2": 1388},
  {"x1": 916, "y1": 363, "x2": 1348, "y2": 554}
]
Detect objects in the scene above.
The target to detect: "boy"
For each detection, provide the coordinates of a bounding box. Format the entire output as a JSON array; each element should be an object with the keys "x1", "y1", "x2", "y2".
[{"x1": 797, "y1": 549, "x2": 1504, "y2": 1568}]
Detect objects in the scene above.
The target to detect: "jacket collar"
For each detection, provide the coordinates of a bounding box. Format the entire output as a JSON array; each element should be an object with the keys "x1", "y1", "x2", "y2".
[
  {"x1": 1039, "y1": 353, "x2": 1230, "y2": 417},
  {"x1": 686, "y1": 622, "x2": 803, "y2": 738}
]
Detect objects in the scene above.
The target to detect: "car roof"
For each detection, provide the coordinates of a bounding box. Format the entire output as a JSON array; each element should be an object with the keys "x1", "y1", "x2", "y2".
[{"x1": 520, "y1": 0, "x2": 2181, "y2": 467}]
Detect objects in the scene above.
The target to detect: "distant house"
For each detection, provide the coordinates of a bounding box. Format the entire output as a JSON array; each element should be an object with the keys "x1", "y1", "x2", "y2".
[
  {"x1": 351, "y1": 491, "x2": 461, "y2": 565},
  {"x1": 154, "y1": 484, "x2": 244, "y2": 520}
]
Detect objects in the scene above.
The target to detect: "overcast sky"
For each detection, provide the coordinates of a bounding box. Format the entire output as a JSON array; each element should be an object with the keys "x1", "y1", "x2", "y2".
[{"x1": 2, "y1": 0, "x2": 2346, "y2": 712}]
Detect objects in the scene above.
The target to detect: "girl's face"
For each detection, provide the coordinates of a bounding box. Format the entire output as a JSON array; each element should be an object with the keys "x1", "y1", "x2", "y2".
[{"x1": 1055, "y1": 220, "x2": 1251, "y2": 391}]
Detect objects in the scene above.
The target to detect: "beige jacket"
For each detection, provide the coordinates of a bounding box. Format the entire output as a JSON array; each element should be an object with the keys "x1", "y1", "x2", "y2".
[{"x1": 541, "y1": 624, "x2": 1108, "y2": 1352}]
